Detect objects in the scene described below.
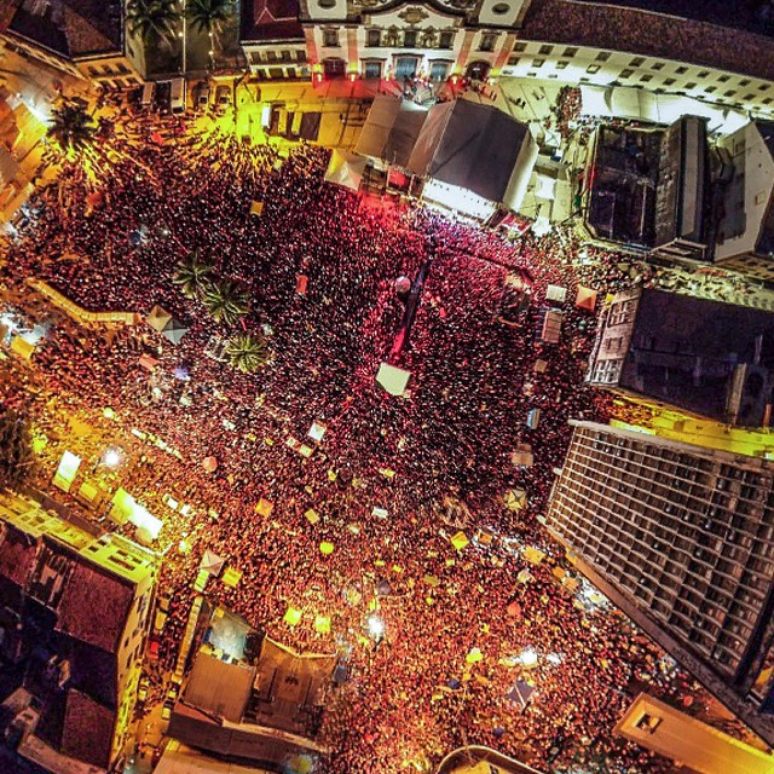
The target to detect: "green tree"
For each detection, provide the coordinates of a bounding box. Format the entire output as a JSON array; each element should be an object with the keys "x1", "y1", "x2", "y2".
[
  {"x1": 185, "y1": 0, "x2": 233, "y2": 56},
  {"x1": 47, "y1": 98, "x2": 96, "y2": 157},
  {"x1": 0, "y1": 409, "x2": 34, "y2": 489},
  {"x1": 202, "y1": 278, "x2": 249, "y2": 326},
  {"x1": 173, "y1": 251, "x2": 214, "y2": 299},
  {"x1": 126, "y1": 0, "x2": 182, "y2": 48},
  {"x1": 226, "y1": 332, "x2": 269, "y2": 373}
]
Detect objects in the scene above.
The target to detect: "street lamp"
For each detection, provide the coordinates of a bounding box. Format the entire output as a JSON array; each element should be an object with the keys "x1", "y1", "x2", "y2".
[
  {"x1": 103, "y1": 448, "x2": 122, "y2": 468},
  {"x1": 520, "y1": 648, "x2": 538, "y2": 668},
  {"x1": 367, "y1": 615, "x2": 384, "y2": 639}
]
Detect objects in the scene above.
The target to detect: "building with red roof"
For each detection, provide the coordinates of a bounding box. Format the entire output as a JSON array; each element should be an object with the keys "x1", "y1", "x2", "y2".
[{"x1": 0, "y1": 492, "x2": 158, "y2": 772}]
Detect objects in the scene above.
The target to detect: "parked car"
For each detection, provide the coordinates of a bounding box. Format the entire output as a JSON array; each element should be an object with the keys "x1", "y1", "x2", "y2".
[
  {"x1": 137, "y1": 677, "x2": 150, "y2": 703},
  {"x1": 196, "y1": 81, "x2": 211, "y2": 108}
]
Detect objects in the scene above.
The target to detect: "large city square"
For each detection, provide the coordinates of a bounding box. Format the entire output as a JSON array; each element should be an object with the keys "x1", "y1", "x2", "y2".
[{"x1": 4, "y1": 2, "x2": 774, "y2": 774}]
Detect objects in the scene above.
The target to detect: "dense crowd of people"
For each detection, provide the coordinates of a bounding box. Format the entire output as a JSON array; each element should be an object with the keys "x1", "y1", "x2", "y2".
[{"x1": 0, "y1": 118, "x2": 728, "y2": 774}]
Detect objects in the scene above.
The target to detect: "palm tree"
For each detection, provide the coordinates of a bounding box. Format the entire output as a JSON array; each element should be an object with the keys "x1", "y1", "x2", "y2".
[
  {"x1": 47, "y1": 98, "x2": 96, "y2": 157},
  {"x1": 173, "y1": 251, "x2": 214, "y2": 299},
  {"x1": 185, "y1": 0, "x2": 233, "y2": 58},
  {"x1": 226, "y1": 332, "x2": 269, "y2": 373},
  {"x1": 202, "y1": 277, "x2": 249, "y2": 326},
  {"x1": 126, "y1": 0, "x2": 182, "y2": 49}
]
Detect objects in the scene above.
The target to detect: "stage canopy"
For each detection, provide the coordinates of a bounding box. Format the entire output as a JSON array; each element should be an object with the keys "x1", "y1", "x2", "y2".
[
  {"x1": 356, "y1": 95, "x2": 428, "y2": 167},
  {"x1": 324, "y1": 149, "x2": 366, "y2": 191},
  {"x1": 407, "y1": 100, "x2": 537, "y2": 210},
  {"x1": 200, "y1": 550, "x2": 225, "y2": 576},
  {"x1": 576, "y1": 286, "x2": 598, "y2": 311}
]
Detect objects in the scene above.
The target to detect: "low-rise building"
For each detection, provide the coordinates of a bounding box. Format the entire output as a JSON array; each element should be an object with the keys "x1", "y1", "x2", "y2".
[
  {"x1": 0, "y1": 491, "x2": 158, "y2": 772},
  {"x1": 587, "y1": 287, "x2": 774, "y2": 428}
]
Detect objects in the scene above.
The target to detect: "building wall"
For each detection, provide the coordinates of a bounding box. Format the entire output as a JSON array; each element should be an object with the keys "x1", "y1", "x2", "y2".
[
  {"x1": 0, "y1": 33, "x2": 84, "y2": 80},
  {"x1": 76, "y1": 53, "x2": 143, "y2": 91},
  {"x1": 586, "y1": 288, "x2": 640, "y2": 386},
  {"x1": 501, "y1": 40, "x2": 774, "y2": 121},
  {"x1": 546, "y1": 421, "x2": 774, "y2": 696}
]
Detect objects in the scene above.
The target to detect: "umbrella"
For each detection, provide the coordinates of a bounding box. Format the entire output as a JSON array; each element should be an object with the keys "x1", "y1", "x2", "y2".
[
  {"x1": 86, "y1": 191, "x2": 104, "y2": 207},
  {"x1": 129, "y1": 230, "x2": 144, "y2": 246},
  {"x1": 575, "y1": 286, "x2": 598, "y2": 311},
  {"x1": 146, "y1": 305, "x2": 172, "y2": 332},
  {"x1": 493, "y1": 726, "x2": 506, "y2": 738},
  {"x1": 199, "y1": 549, "x2": 225, "y2": 576},
  {"x1": 466, "y1": 647, "x2": 483, "y2": 664},
  {"x1": 506, "y1": 680, "x2": 535, "y2": 707},
  {"x1": 376, "y1": 579, "x2": 392, "y2": 596},
  {"x1": 150, "y1": 131, "x2": 165, "y2": 146},
  {"x1": 173, "y1": 365, "x2": 190, "y2": 380},
  {"x1": 203, "y1": 456, "x2": 218, "y2": 472},
  {"x1": 320, "y1": 541, "x2": 335, "y2": 555},
  {"x1": 162, "y1": 318, "x2": 189, "y2": 344},
  {"x1": 507, "y1": 601, "x2": 522, "y2": 617},
  {"x1": 447, "y1": 678, "x2": 462, "y2": 690}
]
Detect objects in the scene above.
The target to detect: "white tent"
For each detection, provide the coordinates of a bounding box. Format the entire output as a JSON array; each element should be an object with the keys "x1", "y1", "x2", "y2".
[
  {"x1": 376, "y1": 362, "x2": 411, "y2": 396},
  {"x1": 324, "y1": 149, "x2": 367, "y2": 192},
  {"x1": 199, "y1": 549, "x2": 226, "y2": 577}
]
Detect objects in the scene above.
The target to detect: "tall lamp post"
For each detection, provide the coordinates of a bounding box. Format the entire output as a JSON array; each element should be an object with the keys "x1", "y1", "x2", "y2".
[{"x1": 179, "y1": 0, "x2": 187, "y2": 75}]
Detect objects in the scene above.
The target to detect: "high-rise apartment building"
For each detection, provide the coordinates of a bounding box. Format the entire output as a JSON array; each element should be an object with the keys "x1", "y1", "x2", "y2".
[{"x1": 544, "y1": 421, "x2": 774, "y2": 745}]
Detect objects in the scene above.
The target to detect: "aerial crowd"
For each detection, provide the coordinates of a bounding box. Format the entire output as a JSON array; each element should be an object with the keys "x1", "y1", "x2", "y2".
[{"x1": 0, "y1": 111, "x2": 721, "y2": 773}]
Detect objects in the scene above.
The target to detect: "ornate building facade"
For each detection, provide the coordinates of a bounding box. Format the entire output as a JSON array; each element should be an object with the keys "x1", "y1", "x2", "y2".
[{"x1": 242, "y1": 0, "x2": 532, "y2": 81}]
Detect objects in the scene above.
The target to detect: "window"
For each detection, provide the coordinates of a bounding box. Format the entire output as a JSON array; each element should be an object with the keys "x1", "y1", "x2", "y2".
[
  {"x1": 705, "y1": 86, "x2": 717, "y2": 93},
  {"x1": 586, "y1": 64, "x2": 600, "y2": 74},
  {"x1": 664, "y1": 78, "x2": 676, "y2": 86},
  {"x1": 763, "y1": 97, "x2": 773, "y2": 104},
  {"x1": 539, "y1": 44, "x2": 553, "y2": 55},
  {"x1": 739, "y1": 79, "x2": 751, "y2": 86},
  {"x1": 514, "y1": 42, "x2": 527, "y2": 52},
  {"x1": 685, "y1": 81, "x2": 697, "y2": 89},
  {"x1": 743, "y1": 93, "x2": 755, "y2": 101},
  {"x1": 323, "y1": 28, "x2": 339, "y2": 47},
  {"x1": 620, "y1": 68, "x2": 634, "y2": 78},
  {"x1": 724, "y1": 90, "x2": 737, "y2": 97},
  {"x1": 555, "y1": 61, "x2": 568, "y2": 70},
  {"x1": 508, "y1": 55, "x2": 520, "y2": 66},
  {"x1": 563, "y1": 46, "x2": 579, "y2": 57},
  {"x1": 480, "y1": 32, "x2": 497, "y2": 52},
  {"x1": 651, "y1": 62, "x2": 664, "y2": 70},
  {"x1": 404, "y1": 30, "x2": 417, "y2": 47},
  {"x1": 675, "y1": 65, "x2": 688, "y2": 74},
  {"x1": 532, "y1": 58, "x2": 545, "y2": 68},
  {"x1": 596, "y1": 51, "x2": 611, "y2": 62},
  {"x1": 698, "y1": 70, "x2": 709, "y2": 78},
  {"x1": 430, "y1": 61, "x2": 449, "y2": 81},
  {"x1": 364, "y1": 61, "x2": 382, "y2": 79},
  {"x1": 367, "y1": 29, "x2": 380, "y2": 47},
  {"x1": 718, "y1": 74, "x2": 730, "y2": 82},
  {"x1": 439, "y1": 31, "x2": 454, "y2": 49},
  {"x1": 640, "y1": 74, "x2": 652, "y2": 82},
  {"x1": 630, "y1": 56, "x2": 645, "y2": 66},
  {"x1": 760, "y1": 84, "x2": 771, "y2": 91},
  {"x1": 492, "y1": 2, "x2": 510, "y2": 14}
]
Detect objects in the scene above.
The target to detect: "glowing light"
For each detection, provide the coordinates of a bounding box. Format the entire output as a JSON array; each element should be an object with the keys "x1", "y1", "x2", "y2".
[
  {"x1": 520, "y1": 648, "x2": 538, "y2": 667},
  {"x1": 104, "y1": 449, "x2": 122, "y2": 467},
  {"x1": 367, "y1": 615, "x2": 384, "y2": 638}
]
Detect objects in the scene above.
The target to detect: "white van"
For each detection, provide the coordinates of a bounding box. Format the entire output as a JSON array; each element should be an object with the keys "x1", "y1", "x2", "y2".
[
  {"x1": 140, "y1": 82, "x2": 155, "y2": 107},
  {"x1": 170, "y1": 77, "x2": 186, "y2": 113}
]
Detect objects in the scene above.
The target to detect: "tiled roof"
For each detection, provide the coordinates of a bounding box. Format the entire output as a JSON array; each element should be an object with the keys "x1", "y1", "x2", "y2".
[
  {"x1": 0, "y1": 523, "x2": 38, "y2": 589},
  {"x1": 55, "y1": 560, "x2": 133, "y2": 653},
  {"x1": 8, "y1": 0, "x2": 123, "y2": 58},
  {"x1": 60, "y1": 690, "x2": 115, "y2": 769},
  {"x1": 523, "y1": 0, "x2": 774, "y2": 83},
  {"x1": 241, "y1": 0, "x2": 303, "y2": 42}
]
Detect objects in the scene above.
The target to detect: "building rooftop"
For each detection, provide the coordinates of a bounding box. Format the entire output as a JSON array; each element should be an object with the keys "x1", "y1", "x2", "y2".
[
  {"x1": 754, "y1": 121, "x2": 774, "y2": 256},
  {"x1": 619, "y1": 289, "x2": 774, "y2": 423},
  {"x1": 523, "y1": 0, "x2": 774, "y2": 83},
  {"x1": 6, "y1": 0, "x2": 123, "y2": 59},
  {"x1": 241, "y1": 0, "x2": 303, "y2": 42}
]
